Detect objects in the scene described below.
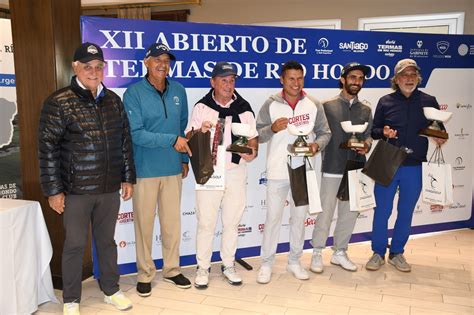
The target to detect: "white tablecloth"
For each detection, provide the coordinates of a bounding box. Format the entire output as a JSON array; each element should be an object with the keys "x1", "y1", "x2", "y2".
[{"x1": 0, "y1": 199, "x2": 58, "y2": 314}]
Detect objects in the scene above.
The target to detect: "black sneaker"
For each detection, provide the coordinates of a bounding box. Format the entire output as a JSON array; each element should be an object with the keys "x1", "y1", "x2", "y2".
[
  {"x1": 163, "y1": 273, "x2": 191, "y2": 289},
  {"x1": 136, "y1": 282, "x2": 151, "y2": 297}
]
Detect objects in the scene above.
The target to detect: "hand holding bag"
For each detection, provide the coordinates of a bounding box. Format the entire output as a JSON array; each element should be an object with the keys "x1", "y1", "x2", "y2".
[{"x1": 362, "y1": 139, "x2": 407, "y2": 186}]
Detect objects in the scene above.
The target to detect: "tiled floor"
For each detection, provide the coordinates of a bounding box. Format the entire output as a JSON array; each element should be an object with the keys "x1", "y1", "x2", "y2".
[{"x1": 36, "y1": 229, "x2": 474, "y2": 314}]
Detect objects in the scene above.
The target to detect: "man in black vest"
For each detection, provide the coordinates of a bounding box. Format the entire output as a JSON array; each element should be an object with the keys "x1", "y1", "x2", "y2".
[{"x1": 185, "y1": 62, "x2": 258, "y2": 289}]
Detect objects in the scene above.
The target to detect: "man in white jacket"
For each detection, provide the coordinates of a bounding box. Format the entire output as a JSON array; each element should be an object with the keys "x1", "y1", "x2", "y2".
[{"x1": 256, "y1": 60, "x2": 331, "y2": 284}]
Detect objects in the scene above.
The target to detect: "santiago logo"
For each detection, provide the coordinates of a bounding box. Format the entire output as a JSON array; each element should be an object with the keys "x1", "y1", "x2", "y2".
[{"x1": 339, "y1": 41, "x2": 368, "y2": 53}]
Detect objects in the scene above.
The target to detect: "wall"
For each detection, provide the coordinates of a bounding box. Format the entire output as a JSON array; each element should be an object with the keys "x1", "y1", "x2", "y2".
[{"x1": 186, "y1": 0, "x2": 474, "y2": 34}]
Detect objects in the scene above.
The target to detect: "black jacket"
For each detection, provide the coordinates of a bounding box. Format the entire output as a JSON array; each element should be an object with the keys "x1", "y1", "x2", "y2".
[{"x1": 39, "y1": 77, "x2": 136, "y2": 196}]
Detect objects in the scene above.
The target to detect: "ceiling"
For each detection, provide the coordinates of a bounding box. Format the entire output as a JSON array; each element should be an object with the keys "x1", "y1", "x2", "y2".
[{"x1": 0, "y1": 0, "x2": 200, "y2": 9}]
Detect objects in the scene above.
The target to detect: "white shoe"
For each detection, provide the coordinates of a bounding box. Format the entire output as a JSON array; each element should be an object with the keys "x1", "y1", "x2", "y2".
[
  {"x1": 287, "y1": 264, "x2": 309, "y2": 280},
  {"x1": 310, "y1": 250, "x2": 324, "y2": 273},
  {"x1": 194, "y1": 268, "x2": 209, "y2": 289},
  {"x1": 222, "y1": 265, "x2": 242, "y2": 285},
  {"x1": 331, "y1": 250, "x2": 357, "y2": 271},
  {"x1": 104, "y1": 290, "x2": 132, "y2": 310},
  {"x1": 256, "y1": 265, "x2": 272, "y2": 284},
  {"x1": 63, "y1": 302, "x2": 80, "y2": 315}
]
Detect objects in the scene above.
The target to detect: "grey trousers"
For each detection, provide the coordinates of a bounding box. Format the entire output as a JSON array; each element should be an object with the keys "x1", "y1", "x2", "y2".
[
  {"x1": 62, "y1": 192, "x2": 120, "y2": 303},
  {"x1": 311, "y1": 176, "x2": 359, "y2": 251}
]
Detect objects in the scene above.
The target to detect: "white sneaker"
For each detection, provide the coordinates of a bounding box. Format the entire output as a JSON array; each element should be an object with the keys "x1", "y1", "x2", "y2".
[
  {"x1": 103, "y1": 290, "x2": 132, "y2": 310},
  {"x1": 63, "y1": 302, "x2": 80, "y2": 315},
  {"x1": 256, "y1": 265, "x2": 272, "y2": 284},
  {"x1": 310, "y1": 250, "x2": 324, "y2": 273},
  {"x1": 194, "y1": 268, "x2": 209, "y2": 289},
  {"x1": 330, "y1": 250, "x2": 357, "y2": 271},
  {"x1": 287, "y1": 264, "x2": 310, "y2": 280},
  {"x1": 222, "y1": 265, "x2": 242, "y2": 285}
]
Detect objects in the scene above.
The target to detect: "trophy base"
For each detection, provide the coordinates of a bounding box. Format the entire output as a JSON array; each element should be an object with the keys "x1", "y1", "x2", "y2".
[
  {"x1": 339, "y1": 141, "x2": 368, "y2": 150},
  {"x1": 226, "y1": 144, "x2": 253, "y2": 154},
  {"x1": 287, "y1": 144, "x2": 315, "y2": 157},
  {"x1": 419, "y1": 128, "x2": 449, "y2": 139}
]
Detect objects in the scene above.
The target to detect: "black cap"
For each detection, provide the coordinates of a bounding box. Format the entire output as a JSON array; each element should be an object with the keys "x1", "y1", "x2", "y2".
[
  {"x1": 145, "y1": 42, "x2": 176, "y2": 60},
  {"x1": 211, "y1": 62, "x2": 238, "y2": 78},
  {"x1": 73, "y1": 42, "x2": 105, "y2": 63},
  {"x1": 341, "y1": 62, "x2": 371, "y2": 78}
]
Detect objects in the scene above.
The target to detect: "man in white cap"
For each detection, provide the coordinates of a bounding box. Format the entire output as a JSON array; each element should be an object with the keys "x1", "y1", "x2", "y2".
[
  {"x1": 310, "y1": 62, "x2": 373, "y2": 273},
  {"x1": 366, "y1": 58, "x2": 446, "y2": 272}
]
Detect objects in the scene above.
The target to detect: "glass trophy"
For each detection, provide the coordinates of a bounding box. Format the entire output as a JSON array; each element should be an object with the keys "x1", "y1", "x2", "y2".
[
  {"x1": 226, "y1": 123, "x2": 254, "y2": 154},
  {"x1": 287, "y1": 123, "x2": 314, "y2": 157},
  {"x1": 339, "y1": 121, "x2": 368, "y2": 150},
  {"x1": 419, "y1": 107, "x2": 451, "y2": 139}
]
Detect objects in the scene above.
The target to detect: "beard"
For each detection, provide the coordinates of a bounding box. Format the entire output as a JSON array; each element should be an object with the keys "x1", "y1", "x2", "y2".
[{"x1": 344, "y1": 83, "x2": 361, "y2": 96}]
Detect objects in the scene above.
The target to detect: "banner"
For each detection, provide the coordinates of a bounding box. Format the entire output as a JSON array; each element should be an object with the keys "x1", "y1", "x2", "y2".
[
  {"x1": 81, "y1": 16, "x2": 474, "y2": 275},
  {"x1": 0, "y1": 18, "x2": 21, "y2": 199}
]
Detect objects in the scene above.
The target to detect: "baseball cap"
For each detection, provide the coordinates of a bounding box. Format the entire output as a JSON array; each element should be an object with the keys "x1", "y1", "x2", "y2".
[
  {"x1": 211, "y1": 62, "x2": 238, "y2": 78},
  {"x1": 145, "y1": 42, "x2": 176, "y2": 60},
  {"x1": 73, "y1": 42, "x2": 105, "y2": 63},
  {"x1": 341, "y1": 62, "x2": 371, "y2": 77},
  {"x1": 395, "y1": 58, "x2": 420, "y2": 74}
]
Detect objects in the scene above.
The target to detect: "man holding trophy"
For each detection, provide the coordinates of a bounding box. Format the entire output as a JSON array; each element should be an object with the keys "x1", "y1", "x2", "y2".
[
  {"x1": 256, "y1": 60, "x2": 331, "y2": 284},
  {"x1": 366, "y1": 58, "x2": 447, "y2": 272},
  {"x1": 185, "y1": 62, "x2": 258, "y2": 289},
  {"x1": 310, "y1": 62, "x2": 373, "y2": 273}
]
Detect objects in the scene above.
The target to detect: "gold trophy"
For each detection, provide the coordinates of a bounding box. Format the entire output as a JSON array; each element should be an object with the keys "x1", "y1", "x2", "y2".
[
  {"x1": 419, "y1": 107, "x2": 451, "y2": 139},
  {"x1": 339, "y1": 121, "x2": 369, "y2": 150},
  {"x1": 226, "y1": 123, "x2": 254, "y2": 154},
  {"x1": 287, "y1": 123, "x2": 314, "y2": 157}
]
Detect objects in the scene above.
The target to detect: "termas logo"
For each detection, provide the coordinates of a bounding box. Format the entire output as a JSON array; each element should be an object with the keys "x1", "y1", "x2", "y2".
[
  {"x1": 288, "y1": 113, "x2": 310, "y2": 127},
  {"x1": 339, "y1": 41, "x2": 368, "y2": 53}
]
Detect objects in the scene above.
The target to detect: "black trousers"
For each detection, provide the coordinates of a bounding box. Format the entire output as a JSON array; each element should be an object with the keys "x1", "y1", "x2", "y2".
[{"x1": 62, "y1": 192, "x2": 120, "y2": 303}]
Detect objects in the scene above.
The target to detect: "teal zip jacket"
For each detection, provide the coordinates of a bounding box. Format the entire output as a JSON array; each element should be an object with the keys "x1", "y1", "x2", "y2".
[{"x1": 123, "y1": 77, "x2": 189, "y2": 178}]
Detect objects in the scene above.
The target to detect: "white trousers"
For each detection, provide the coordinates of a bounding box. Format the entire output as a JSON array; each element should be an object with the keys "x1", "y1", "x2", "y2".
[
  {"x1": 195, "y1": 164, "x2": 247, "y2": 269},
  {"x1": 260, "y1": 179, "x2": 308, "y2": 267}
]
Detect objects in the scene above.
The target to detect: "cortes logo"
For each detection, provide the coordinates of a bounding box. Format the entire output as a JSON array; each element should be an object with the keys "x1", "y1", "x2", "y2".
[
  {"x1": 117, "y1": 211, "x2": 134, "y2": 224},
  {"x1": 338, "y1": 41, "x2": 368, "y2": 53},
  {"x1": 258, "y1": 223, "x2": 265, "y2": 232},
  {"x1": 430, "y1": 204, "x2": 444, "y2": 212}
]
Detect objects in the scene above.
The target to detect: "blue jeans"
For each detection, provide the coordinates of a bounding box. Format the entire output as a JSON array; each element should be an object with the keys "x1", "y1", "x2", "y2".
[{"x1": 371, "y1": 165, "x2": 422, "y2": 256}]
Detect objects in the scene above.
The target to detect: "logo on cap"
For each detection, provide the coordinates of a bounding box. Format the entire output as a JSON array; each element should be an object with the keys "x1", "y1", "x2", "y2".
[{"x1": 87, "y1": 45, "x2": 99, "y2": 55}]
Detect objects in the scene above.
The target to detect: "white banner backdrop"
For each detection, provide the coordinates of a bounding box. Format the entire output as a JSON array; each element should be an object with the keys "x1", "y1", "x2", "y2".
[{"x1": 80, "y1": 17, "x2": 473, "y2": 274}]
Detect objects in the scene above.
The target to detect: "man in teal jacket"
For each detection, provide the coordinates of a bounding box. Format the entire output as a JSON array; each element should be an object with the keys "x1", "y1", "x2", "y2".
[{"x1": 124, "y1": 42, "x2": 192, "y2": 296}]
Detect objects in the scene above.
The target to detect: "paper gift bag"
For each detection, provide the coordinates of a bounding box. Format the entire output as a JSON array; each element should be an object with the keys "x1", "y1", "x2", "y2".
[
  {"x1": 188, "y1": 130, "x2": 214, "y2": 185},
  {"x1": 305, "y1": 158, "x2": 322, "y2": 214},
  {"x1": 348, "y1": 168, "x2": 376, "y2": 211},
  {"x1": 287, "y1": 156, "x2": 308, "y2": 207},
  {"x1": 362, "y1": 140, "x2": 407, "y2": 186}
]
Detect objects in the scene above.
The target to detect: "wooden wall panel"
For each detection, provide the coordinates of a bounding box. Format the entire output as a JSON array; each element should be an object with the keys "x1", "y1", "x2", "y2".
[{"x1": 9, "y1": 0, "x2": 92, "y2": 289}]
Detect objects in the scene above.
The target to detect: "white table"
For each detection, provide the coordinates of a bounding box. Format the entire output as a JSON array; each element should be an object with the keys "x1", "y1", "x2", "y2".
[{"x1": 0, "y1": 199, "x2": 58, "y2": 314}]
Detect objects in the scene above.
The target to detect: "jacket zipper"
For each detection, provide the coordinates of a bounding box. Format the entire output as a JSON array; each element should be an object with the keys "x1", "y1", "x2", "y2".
[{"x1": 95, "y1": 102, "x2": 109, "y2": 192}]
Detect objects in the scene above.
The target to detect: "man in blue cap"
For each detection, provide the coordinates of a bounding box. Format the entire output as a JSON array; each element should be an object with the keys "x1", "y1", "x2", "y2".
[
  {"x1": 39, "y1": 42, "x2": 135, "y2": 314},
  {"x1": 124, "y1": 42, "x2": 192, "y2": 296}
]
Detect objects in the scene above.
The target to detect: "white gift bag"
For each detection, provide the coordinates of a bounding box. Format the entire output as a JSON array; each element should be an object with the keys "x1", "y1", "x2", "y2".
[
  {"x1": 348, "y1": 168, "x2": 376, "y2": 212},
  {"x1": 421, "y1": 146, "x2": 453, "y2": 206},
  {"x1": 305, "y1": 158, "x2": 322, "y2": 215}
]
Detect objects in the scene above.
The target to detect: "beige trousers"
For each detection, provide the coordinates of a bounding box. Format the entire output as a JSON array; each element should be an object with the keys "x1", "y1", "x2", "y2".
[
  {"x1": 133, "y1": 175, "x2": 182, "y2": 282},
  {"x1": 195, "y1": 163, "x2": 247, "y2": 269}
]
